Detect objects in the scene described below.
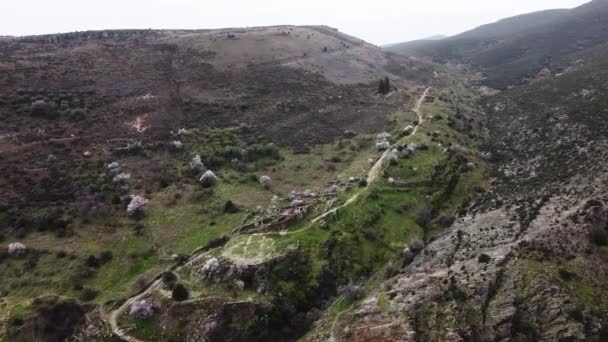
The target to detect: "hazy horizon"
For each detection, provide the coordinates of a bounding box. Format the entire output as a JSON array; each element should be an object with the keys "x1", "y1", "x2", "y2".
[{"x1": 2, "y1": 0, "x2": 591, "y2": 45}]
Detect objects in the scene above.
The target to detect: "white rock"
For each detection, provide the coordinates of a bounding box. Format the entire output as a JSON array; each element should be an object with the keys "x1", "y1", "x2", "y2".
[{"x1": 8, "y1": 242, "x2": 27, "y2": 256}]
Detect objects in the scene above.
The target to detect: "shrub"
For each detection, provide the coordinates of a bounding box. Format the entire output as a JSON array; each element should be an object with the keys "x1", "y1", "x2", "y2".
[
  {"x1": 416, "y1": 208, "x2": 432, "y2": 229},
  {"x1": 127, "y1": 195, "x2": 148, "y2": 217},
  {"x1": 31, "y1": 100, "x2": 53, "y2": 117},
  {"x1": 377, "y1": 77, "x2": 390, "y2": 95},
  {"x1": 223, "y1": 200, "x2": 239, "y2": 214},
  {"x1": 80, "y1": 287, "x2": 99, "y2": 301},
  {"x1": 259, "y1": 175, "x2": 272, "y2": 189},
  {"x1": 190, "y1": 155, "x2": 206, "y2": 174},
  {"x1": 85, "y1": 255, "x2": 100, "y2": 268},
  {"x1": 129, "y1": 300, "x2": 156, "y2": 318},
  {"x1": 478, "y1": 254, "x2": 491, "y2": 263},
  {"x1": 172, "y1": 283, "x2": 189, "y2": 301},
  {"x1": 99, "y1": 251, "x2": 113, "y2": 264},
  {"x1": 161, "y1": 272, "x2": 178, "y2": 289},
  {"x1": 340, "y1": 284, "x2": 362, "y2": 302},
  {"x1": 438, "y1": 215, "x2": 455, "y2": 228},
  {"x1": 558, "y1": 268, "x2": 576, "y2": 281},
  {"x1": 591, "y1": 227, "x2": 608, "y2": 246},
  {"x1": 69, "y1": 108, "x2": 86, "y2": 121},
  {"x1": 199, "y1": 170, "x2": 217, "y2": 188},
  {"x1": 410, "y1": 239, "x2": 425, "y2": 254}
]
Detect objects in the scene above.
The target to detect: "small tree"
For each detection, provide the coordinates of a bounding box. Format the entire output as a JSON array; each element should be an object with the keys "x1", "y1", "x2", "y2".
[
  {"x1": 172, "y1": 283, "x2": 189, "y2": 301},
  {"x1": 161, "y1": 271, "x2": 178, "y2": 290},
  {"x1": 377, "y1": 77, "x2": 391, "y2": 95},
  {"x1": 31, "y1": 100, "x2": 53, "y2": 117},
  {"x1": 259, "y1": 175, "x2": 272, "y2": 189},
  {"x1": 199, "y1": 170, "x2": 217, "y2": 188},
  {"x1": 127, "y1": 195, "x2": 148, "y2": 217}
]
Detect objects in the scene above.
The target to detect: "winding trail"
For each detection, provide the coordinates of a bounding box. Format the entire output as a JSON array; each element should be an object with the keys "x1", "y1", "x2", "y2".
[
  {"x1": 327, "y1": 87, "x2": 430, "y2": 342},
  {"x1": 290, "y1": 87, "x2": 431, "y2": 234},
  {"x1": 106, "y1": 88, "x2": 431, "y2": 342}
]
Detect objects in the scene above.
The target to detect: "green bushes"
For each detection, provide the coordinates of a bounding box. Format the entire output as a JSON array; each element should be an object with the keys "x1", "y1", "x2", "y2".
[
  {"x1": 161, "y1": 271, "x2": 178, "y2": 290},
  {"x1": 184, "y1": 128, "x2": 281, "y2": 171},
  {"x1": 172, "y1": 283, "x2": 189, "y2": 301}
]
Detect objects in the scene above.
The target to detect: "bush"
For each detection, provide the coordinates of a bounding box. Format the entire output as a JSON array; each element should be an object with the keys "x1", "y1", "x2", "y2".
[
  {"x1": 85, "y1": 255, "x2": 100, "y2": 268},
  {"x1": 410, "y1": 239, "x2": 425, "y2": 254},
  {"x1": 31, "y1": 100, "x2": 53, "y2": 117},
  {"x1": 340, "y1": 284, "x2": 363, "y2": 302},
  {"x1": 259, "y1": 175, "x2": 272, "y2": 190},
  {"x1": 199, "y1": 170, "x2": 217, "y2": 188},
  {"x1": 591, "y1": 227, "x2": 608, "y2": 246},
  {"x1": 416, "y1": 208, "x2": 432, "y2": 229},
  {"x1": 223, "y1": 200, "x2": 239, "y2": 214},
  {"x1": 69, "y1": 108, "x2": 87, "y2": 121},
  {"x1": 79, "y1": 287, "x2": 99, "y2": 301},
  {"x1": 558, "y1": 268, "x2": 576, "y2": 281},
  {"x1": 438, "y1": 215, "x2": 455, "y2": 228},
  {"x1": 127, "y1": 195, "x2": 148, "y2": 217},
  {"x1": 99, "y1": 251, "x2": 113, "y2": 264},
  {"x1": 478, "y1": 254, "x2": 491, "y2": 263},
  {"x1": 161, "y1": 272, "x2": 178, "y2": 290},
  {"x1": 172, "y1": 283, "x2": 189, "y2": 301}
]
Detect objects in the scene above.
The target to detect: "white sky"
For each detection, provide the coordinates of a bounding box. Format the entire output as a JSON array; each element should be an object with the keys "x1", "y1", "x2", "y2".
[{"x1": 1, "y1": 0, "x2": 591, "y2": 45}]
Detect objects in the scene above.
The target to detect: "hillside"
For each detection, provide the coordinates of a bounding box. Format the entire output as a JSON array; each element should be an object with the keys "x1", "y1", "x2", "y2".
[
  {"x1": 1, "y1": 26, "x2": 483, "y2": 341},
  {"x1": 3, "y1": 3, "x2": 608, "y2": 341},
  {"x1": 304, "y1": 1, "x2": 608, "y2": 341},
  {"x1": 386, "y1": 0, "x2": 608, "y2": 88}
]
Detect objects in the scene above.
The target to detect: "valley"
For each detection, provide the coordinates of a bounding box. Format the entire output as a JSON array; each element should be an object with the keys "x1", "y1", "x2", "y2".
[{"x1": 2, "y1": 1, "x2": 608, "y2": 341}]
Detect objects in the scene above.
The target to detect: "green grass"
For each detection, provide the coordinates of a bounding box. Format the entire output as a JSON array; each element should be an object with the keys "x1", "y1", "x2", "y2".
[
  {"x1": 377, "y1": 292, "x2": 390, "y2": 312},
  {"x1": 221, "y1": 234, "x2": 298, "y2": 264},
  {"x1": 327, "y1": 296, "x2": 354, "y2": 318}
]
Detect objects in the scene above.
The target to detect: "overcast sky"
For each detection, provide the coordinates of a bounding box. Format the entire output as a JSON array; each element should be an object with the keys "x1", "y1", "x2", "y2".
[{"x1": 1, "y1": 0, "x2": 590, "y2": 45}]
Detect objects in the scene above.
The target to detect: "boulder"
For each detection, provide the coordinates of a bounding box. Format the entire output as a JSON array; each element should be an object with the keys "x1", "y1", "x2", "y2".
[{"x1": 8, "y1": 242, "x2": 27, "y2": 256}]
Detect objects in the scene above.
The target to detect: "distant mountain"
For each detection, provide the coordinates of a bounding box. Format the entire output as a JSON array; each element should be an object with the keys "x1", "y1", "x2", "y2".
[{"x1": 386, "y1": 0, "x2": 608, "y2": 88}]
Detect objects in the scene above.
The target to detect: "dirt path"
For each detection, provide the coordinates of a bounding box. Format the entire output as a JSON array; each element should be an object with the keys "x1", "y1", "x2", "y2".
[
  {"x1": 106, "y1": 88, "x2": 431, "y2": 341},
  {"x1": 288, "y1": 87, "x2": 431, "y2": 235},
  {"x1": 327, "y1": 87, "x2": 430, "y2": 342}
]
